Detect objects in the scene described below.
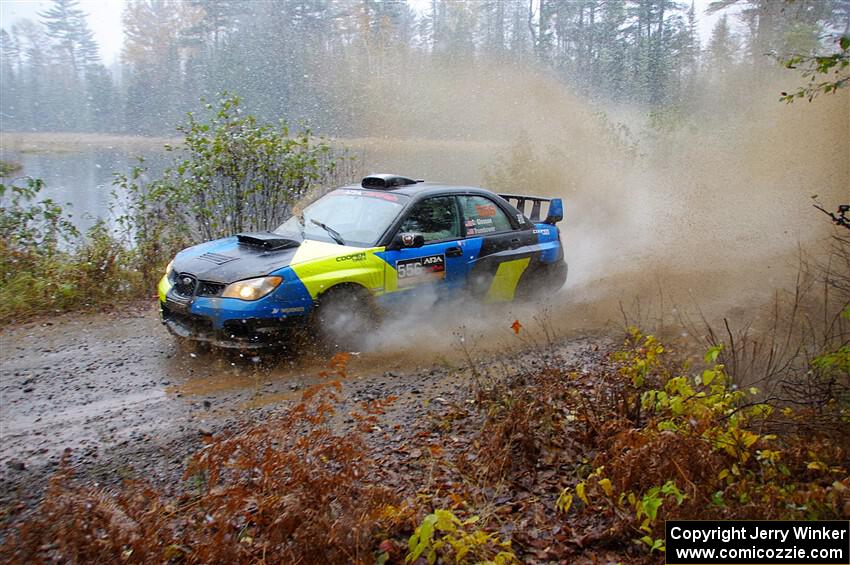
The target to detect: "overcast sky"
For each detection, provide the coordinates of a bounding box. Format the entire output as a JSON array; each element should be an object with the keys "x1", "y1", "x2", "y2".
[
  {"x1": 0, "y1": 0, "x2": 722, "y2": 66},
  {"x1": 1, "y1": 0, "x2": 125, "y2": 63}
]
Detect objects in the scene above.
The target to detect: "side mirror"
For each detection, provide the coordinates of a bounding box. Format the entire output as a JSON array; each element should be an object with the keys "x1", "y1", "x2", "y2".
[
  {"x1": 543, "y1": 198, "x2": 564, "y2": 225},
  {"x1": 392, "y1": 232, "x2": 425, "y2": 249}
]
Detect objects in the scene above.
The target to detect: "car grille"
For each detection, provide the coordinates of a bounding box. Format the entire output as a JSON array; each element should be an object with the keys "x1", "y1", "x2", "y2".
[
  {"x1": 198, "y1": 281, "x2": 225, "y2": 297},
  {"x1": 173, "y1": 273, "x2": 197, "y2": 297},
  {"x1": 171, "y1": 272, "x2": 225, "y2": 298}
]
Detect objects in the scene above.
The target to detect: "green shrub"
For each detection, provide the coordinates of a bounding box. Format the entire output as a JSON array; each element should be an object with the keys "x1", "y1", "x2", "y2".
[
  {"x1": 113, "y1": 93, "x2": 357, "y2": 287},
  {"x1": 406, "y1": 509, "x2": 517, "y2": 565},
  {"x1": 0, "y1": 93, "x2": 356, "y2": 321}
]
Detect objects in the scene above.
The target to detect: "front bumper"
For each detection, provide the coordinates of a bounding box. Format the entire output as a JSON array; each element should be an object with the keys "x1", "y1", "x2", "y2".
[
  {"x1": 158, "y1": 273, "x2": 313, "y2": 348},
  {"x1": 160, "y1": 301, "x2": 305, "y2": 348}
]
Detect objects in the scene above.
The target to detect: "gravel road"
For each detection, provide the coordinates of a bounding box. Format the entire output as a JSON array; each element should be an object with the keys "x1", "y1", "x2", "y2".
[{"x1": 1, "y1": 302, "x2": 599, "y2": 526}]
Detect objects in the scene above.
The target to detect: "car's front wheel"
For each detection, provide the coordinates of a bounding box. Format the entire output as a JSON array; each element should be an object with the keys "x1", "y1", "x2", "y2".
[{"x1": 312, "y1": 285, "x2": 378, "y2": 351}]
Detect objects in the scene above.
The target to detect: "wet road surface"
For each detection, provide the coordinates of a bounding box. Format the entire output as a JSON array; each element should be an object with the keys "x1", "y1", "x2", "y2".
[{"x1": 0, "y1": 302, "x2": 602, "y2": 524}]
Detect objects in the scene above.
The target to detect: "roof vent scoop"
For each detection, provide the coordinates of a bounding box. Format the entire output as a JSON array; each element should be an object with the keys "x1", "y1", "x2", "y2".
[{"x1": 361, "y1": 174, "x2": 419, "y2": 189}]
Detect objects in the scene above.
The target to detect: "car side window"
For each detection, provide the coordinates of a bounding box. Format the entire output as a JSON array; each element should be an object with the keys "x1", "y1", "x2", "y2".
[
  {"x1": 396, "y1": 196, "x2": 461, "y2": 243},
  {"x1": 459, "y1": 196, "x2": 513, "y2": 236}
]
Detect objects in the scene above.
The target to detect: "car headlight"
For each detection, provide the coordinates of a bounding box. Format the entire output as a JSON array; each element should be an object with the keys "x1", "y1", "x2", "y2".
[
  {"x1": 222, "y1": 276, "x2": 283, "y2": 301},
  {"x1": 165, "y1": 260, "x2": 174, "y2": 276}
]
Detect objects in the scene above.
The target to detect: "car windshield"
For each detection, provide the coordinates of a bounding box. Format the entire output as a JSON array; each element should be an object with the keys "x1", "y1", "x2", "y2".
[{"x1": 275, "y1": 189, "x2": 408, "y2": 247}]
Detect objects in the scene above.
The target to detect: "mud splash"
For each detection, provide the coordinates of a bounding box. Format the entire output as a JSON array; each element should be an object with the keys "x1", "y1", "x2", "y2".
[{"x1": 338, "y1": 57, "x2": 848, "y2": 346}]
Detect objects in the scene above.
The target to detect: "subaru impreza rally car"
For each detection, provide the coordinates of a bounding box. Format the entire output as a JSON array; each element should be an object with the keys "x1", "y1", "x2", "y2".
[{"x1": 158, "y1": 174, "x2": 567, "y2": 349}]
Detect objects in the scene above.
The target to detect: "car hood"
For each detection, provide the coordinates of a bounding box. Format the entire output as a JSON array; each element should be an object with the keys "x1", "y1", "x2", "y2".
[{"x1": 172, "y1": 234, "x2": 371, "y2": 284}]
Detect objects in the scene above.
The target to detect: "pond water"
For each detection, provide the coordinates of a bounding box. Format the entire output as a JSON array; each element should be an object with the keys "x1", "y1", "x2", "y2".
[
  {"x1": 1, "y1": 148, "x2": 169, "y2": 234},
  {"x1": 1, "y1": 136, "x2": 493, "y2": 235}
]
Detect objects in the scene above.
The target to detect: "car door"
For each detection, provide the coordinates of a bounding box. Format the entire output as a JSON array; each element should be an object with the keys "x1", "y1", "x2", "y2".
[
  {"x1": 382, "y1": 195, "x2": 468, "y2": 296},
  {"x1": 457, "y1": 194, "x2": 536, "y2": 301}
]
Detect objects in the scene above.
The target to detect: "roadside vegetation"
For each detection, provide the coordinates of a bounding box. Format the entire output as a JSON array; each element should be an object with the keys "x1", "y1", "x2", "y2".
[
  {"x1": 3, "y1": 268, "x2": 847, "y2": 562},
  {"x1": 3, "y1": 214, "x2": 848, "y2": 562},
  {"x1": 0, "y1": 94, "x2": 357, "y2": 324},
  {"x1": 2, "y1": 28, "x2": 849, "y2": 560},
  {"x1": 2, "y1": 93, "x2": 848, "y2": 564}
]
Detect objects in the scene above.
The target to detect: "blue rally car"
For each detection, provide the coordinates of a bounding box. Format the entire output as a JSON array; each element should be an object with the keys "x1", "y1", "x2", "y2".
[{"x1": 158, "y1": 174, "x2": 567, "y2": 349}]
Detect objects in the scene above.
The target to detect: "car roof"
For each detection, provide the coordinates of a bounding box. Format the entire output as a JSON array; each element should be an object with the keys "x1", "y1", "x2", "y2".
[{"x1": 339, "y1": 182, "x2": 497, "y2": 200}]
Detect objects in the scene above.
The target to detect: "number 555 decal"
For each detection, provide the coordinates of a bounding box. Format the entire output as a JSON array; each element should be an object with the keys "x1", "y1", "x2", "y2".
[{"x1": 396, "y1": 255, "x2": 446, "y2": 287}]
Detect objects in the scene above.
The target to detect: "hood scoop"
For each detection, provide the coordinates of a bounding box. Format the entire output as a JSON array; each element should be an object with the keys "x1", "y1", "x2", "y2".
[
  {"x1": 196, "y1": 251, "x2": 238, "y2": 265},
  {"x1": 236, "y1": 232, "x2": 300, "y2": 251}
]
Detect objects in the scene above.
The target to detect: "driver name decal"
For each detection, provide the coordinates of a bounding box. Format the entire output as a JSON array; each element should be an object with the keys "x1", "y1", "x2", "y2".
[{"x1": 396, "y1": 254, "x2": 446, "y2": 287}]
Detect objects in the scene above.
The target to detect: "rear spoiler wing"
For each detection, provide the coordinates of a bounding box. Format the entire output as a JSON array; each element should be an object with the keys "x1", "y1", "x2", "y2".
[{"x1": 499, "y1": 193, "x2": 564, "y2": 225}]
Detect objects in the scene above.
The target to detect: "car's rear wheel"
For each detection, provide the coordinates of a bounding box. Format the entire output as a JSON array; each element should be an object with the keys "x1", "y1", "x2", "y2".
[
  {"x1": 515, "y1": 260, "x2": 568, "y2": 301},
  {"x1": 313, "y1": 285, "x2": 378, "y2": 351}
]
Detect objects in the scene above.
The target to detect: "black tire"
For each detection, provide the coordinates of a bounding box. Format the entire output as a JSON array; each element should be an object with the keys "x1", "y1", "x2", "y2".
[
  {"x1": 312, "y1": 285, "x2": 378, "y2": 351},
  {"x1": 515, "y1": 260, "x2": 568, "y2": 301}
]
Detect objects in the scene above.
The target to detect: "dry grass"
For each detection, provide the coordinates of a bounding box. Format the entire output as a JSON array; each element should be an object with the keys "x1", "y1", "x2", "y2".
[{"x1": 0, "y1": 132, "x2": 183, "y2": 154}]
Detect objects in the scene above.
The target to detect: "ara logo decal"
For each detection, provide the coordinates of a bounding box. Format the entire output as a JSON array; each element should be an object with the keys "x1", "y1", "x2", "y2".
[
  {"x1": 532, "y1": 229, "x2": 550, "y2": 235},
  {"x1": 336, "y1": 252, "x2": 367, "y2": 262}
]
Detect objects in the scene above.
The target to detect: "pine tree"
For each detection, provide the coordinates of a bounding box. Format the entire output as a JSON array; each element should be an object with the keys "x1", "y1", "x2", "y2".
[
  {"x1": 10, "y1": 20, "x2": 49, "y2": 130},
  {"x1": 707, "y1": 0, "x2": 831, "y2": 63},
  {"x1": 596, "y1": 0, "x2": 629, "y2": 99},
  {"x1": 705, "y1": 13, "x2": 740, "y2": 76},
  {"x1": 37, "y1": 0, "x2": 113, "y2": 130},
  {"x1": 529, "y1": 0, "x2": 556, "y2": 61},
  {"x1": 122, "y1": 0, "x2": 201, "y2": 133},
  {"x1": 0, "y1": 29, "x2": 20, "y2": 129},
  {"x1": 39, "y1": 0, "x2": 100, "y2": 70},
  {"x1": 480, "y1": 0, "x2": 507, "y2": 56},
  {"x1": 506, "y1": 0, "x2": 531, "y2": 57},
  {"x1": 684, "y1": 1, "x2": 700, "y2": 74}
]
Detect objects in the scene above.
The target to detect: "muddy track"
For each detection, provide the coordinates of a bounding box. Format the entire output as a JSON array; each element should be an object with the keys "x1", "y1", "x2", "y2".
[{"x1": 0, "y1": 303, "x2": 604, "y2": 526}]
